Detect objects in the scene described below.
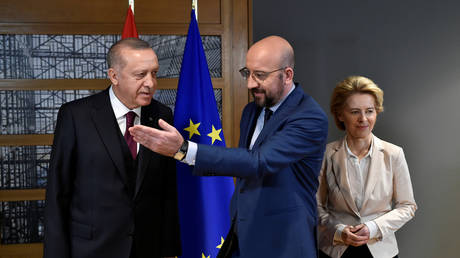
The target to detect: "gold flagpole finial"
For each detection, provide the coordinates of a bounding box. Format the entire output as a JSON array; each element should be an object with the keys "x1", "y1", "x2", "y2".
[{"x1": 192, "y1": 0, "x2": 198, "y2": 21}]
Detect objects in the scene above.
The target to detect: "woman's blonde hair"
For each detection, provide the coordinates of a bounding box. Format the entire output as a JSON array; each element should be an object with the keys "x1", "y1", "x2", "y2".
[{"x1": 330, "y1": 76, "x2": 384, "y2": 130}]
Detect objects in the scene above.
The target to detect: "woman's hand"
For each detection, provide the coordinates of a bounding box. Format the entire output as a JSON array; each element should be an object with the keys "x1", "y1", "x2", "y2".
[{"x1": 341, "y1": 224, "x2": 370, "y2": 246}]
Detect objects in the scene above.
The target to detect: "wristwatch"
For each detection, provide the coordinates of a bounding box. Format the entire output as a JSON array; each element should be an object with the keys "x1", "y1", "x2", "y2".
[{"x1": 173, "y1": 140, "x2": 189, "y2": 161}]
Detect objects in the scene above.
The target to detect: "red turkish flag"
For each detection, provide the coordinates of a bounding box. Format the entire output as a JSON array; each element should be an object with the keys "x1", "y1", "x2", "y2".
[{"x1": 122, "y1": 5, "x2": 139, "y2": 39}]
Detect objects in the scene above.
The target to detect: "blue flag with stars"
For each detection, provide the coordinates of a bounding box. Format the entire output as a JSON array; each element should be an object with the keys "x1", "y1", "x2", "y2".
[{"x1": 174, "y1": 9, "x2": 234, "y2": 258}]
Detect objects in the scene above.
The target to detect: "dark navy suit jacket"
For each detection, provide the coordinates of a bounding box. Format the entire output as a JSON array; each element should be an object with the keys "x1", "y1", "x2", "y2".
[{"x1": 194, "y1": 84, "x2": 328, "y2": 258}]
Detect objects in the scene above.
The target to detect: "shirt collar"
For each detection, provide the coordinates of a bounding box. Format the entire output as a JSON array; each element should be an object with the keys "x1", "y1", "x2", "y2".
[
  {"x1": 344, "y1": 135, "x2": 374, "y2": 159},
  {"x1": 109, "y1": 86, "x2": 141, "y2": 119},
  {"x1": 267, "y1": 83, "x2": 295, "y2": 113}
]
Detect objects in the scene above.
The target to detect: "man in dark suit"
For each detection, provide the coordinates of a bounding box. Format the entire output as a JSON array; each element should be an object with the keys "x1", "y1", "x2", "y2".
[
  {"x1": 44, "y1": 38, "x2": 181, "y2": 258},
  {"x1": 129, "y1": 36, "x2": 328, "y2": 257}
]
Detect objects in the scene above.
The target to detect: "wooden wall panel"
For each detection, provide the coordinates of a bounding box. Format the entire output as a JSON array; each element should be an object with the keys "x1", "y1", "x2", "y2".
[
  {"x1": 0, "y1": 189, "x2": 46, "y2": 202},
  {"x1": 0, "y1": 244, "x2": 43, "y2": 257},
  {"x1": 0, "y1": 0, "x2": 220, "y2": 25},
  {"x1": 229, "y1": 0, "x2": 250, "y2": 145},
  {"x1": 0, "y1": 78, "x2": 224, "y2": 90},
  {"x1": 0, "y1": 0, "x2": 128, "y2": 23},
  {"x1": 136, "y1": 0, "x2": 220, "y2": 24},
  {"x1": 194, "y1": 0, "x2": 221, "y2": 24},
  {"x1": 0, "y1": 0, "x2": 221, "y2": 34},
  {"x1": 0, "y1": 0, "x2": 250, "y2": 257}
]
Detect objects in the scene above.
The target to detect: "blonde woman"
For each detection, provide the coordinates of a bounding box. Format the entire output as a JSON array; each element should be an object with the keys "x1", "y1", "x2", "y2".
[{"x1": 317, "y1": 76, "x2": 417, "y2": 258}]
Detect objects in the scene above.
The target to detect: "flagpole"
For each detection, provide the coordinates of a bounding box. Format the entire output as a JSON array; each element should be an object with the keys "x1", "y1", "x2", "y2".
[
  {"x1": 192, "y1": 0, "x2": 198, "y2": 21},
  {"x1": 122, "y1": 0, "x2": 139, "y2": 39},
  {"x1": 129, "y1": 0, "x2": 135, "y2": 14}
]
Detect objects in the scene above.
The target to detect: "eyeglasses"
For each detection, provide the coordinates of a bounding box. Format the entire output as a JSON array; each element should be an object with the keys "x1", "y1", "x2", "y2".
[{"x1": 239, "y1": 67, "x2": 286, "y2": 82}]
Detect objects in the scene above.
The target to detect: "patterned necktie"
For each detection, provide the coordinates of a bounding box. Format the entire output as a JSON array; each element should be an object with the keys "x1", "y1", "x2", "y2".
[
  {"x1": 124, "y1": 111, "x2": 137, "y2": 159},
  {"x1": 264, "y1": 108, "x2": 273, "y2": 125}
]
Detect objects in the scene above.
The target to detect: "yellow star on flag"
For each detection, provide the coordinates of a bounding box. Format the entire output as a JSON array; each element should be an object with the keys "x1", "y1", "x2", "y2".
[
  {"x1": 207, "y1": 125, "x2": 222, "y2": 144},
  {"x1": 216, "y1": 236, "x2": 225, "y2": 249},
  {"x1": 202, "y1": 253, "x2": 210, "y2": 258},
  {"x1": 184, "y1": 119, "x2": 201, "y2": 139}
]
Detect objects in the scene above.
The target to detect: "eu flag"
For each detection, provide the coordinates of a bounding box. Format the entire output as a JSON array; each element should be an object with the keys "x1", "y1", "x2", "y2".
[{"x1": 174, "y1": 9, "x2": 234, "y2": 258}]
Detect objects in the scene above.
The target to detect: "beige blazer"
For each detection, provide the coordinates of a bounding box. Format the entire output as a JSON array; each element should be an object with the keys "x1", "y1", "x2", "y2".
[{"x1": 317, "y1": 135, "x2": 417, "y2": 258}]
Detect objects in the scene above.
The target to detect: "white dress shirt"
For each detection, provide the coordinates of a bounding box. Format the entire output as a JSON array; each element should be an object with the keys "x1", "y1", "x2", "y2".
[
  {"x1": 109, "y1": 86, "x2": 141, "y2": 153},
  {"x1": 333, "y1": 137, "x2": 381, "y2": 243}
]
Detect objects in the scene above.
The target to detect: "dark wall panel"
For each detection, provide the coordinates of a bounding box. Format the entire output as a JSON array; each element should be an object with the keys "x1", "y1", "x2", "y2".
[{"x1": 253, "y1": 1, "x2": 460, "y2": 257}]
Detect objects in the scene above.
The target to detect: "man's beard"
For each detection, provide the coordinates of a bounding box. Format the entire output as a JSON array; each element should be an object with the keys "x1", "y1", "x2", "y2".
[
  {"x1": 251, "y1": 86, "x2": 282, "y2": 108},
  {"x1": 252, "y1": 89, "x2": 268, "y2": 107}
]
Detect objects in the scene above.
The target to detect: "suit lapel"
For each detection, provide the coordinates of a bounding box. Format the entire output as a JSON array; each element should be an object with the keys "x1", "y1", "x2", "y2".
[
  {"x1": 234, "y1": 104, "x2": 259, "y2": 199},
  {"x1": 361, "y1": 135, "x2": 384, "y2": 209},
  {"x1": 133, "y1": 102, "x2": 160, "y2": 199},
  {"x1": 252, "y1": 84, "x2": 302, "y2": 149},
  {"x1": 242, "y1": 105, "x2": 261, "y2": 148},
  {"x1": 90, "y1": 89, "x2": 128, "y2": 184},
  {"x1": 331, "y1": 139, "x2": 360, "y2": 217}
]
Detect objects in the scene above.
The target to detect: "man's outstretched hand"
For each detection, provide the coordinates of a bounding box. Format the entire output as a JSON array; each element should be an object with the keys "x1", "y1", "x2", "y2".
[{"x1": 129, "y1": 119, "x2": 184, "y2": 157}]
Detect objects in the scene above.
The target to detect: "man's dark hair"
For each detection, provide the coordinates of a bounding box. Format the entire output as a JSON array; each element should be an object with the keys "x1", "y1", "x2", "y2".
[{"x1": 107, "y1": 37, "x2": 152, "y2": 68}]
